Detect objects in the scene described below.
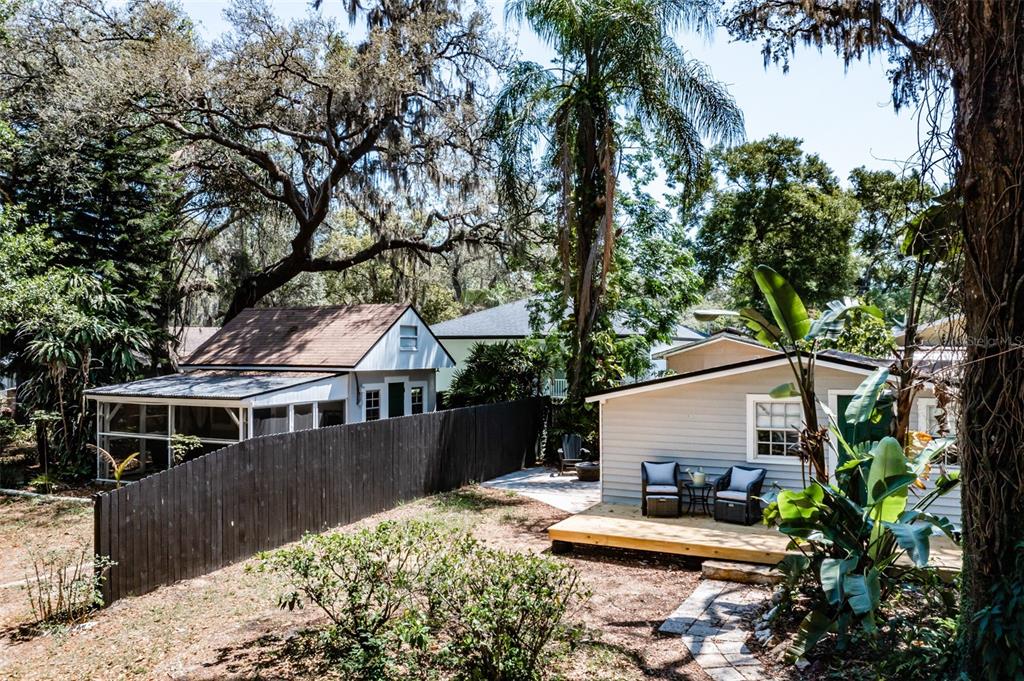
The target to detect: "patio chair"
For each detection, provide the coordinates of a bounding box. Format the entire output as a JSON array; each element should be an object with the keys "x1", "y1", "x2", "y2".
[
  {"x1": 641, "y1": 461, "x2": 683, "y2": 517},
  {"x1": 556, "y1": 434, "x2": 590, "y2": 475},
  {"x1": 713, "y1": 465, "x2": 767, "y2": 525}
]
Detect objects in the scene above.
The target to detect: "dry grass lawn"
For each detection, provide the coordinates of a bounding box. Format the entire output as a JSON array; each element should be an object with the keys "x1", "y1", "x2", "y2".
[{"x1": 0, "y1": 486, "x2": 710, "y2": 680}]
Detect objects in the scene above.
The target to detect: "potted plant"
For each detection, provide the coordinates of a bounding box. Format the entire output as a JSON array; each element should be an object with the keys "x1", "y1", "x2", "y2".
[{"x1": 575, "y1": 460, "x2": 599, "y2": 481}]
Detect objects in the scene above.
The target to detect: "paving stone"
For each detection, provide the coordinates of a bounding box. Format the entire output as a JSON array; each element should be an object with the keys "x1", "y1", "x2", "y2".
[
  {"x1": 712, "y1": 640, "x2": 752, "y2": 655},
  {"x1": 681, "y1": 635, "x2": 710, "y2": 653},
  {"x1": 663, "y1": 580, "x2": 770, "y2": 681},
  {"x1": 721, "y1": 652, "x2": 761, "y2": 666},
  {"x1": 705, "y1": 667, "x2": 749, "y2": 681},
  {"x1": 693, "y1": 652, "x2": 732, "y2": 669},
  {"x1": 686, "y1": 623, "x2": 725, "y2": 638},
  {"x1": 738, "y1": 666, "x2": 769, "y2": 680},
  {"x1": 702, "y1": 560, "x2": 783, "y2": 586},
  {"x1": 658, "y1": 615, "x2": 695, "y2": 635}
]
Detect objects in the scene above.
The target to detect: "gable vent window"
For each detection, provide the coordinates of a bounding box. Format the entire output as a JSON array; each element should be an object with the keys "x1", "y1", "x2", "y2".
[{"x1": 399, "y1": 325, "x2": 418, "y2": 351}]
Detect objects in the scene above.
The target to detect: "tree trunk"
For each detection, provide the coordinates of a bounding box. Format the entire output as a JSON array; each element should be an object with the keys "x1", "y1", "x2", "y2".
[
  {"x1": 223, "y1": 254, "x2": 308, "y2": 322},
  {"x1": 950, "y1": 2, "x2": 1024, "y2": 672}
]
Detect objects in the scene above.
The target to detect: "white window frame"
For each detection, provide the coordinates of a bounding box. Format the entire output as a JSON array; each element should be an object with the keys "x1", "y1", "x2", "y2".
[
  {"x1": 290, "y1": 402, "x2": 316, "y2": 432},
  {"x1": 399, "y1": 324, "x2": 419, "y2": 352},
  {"x1": 407, "y1": 381, "x2": 427, "y2": 415},
  {"x1": 362, "y1": 383, "x2": 385, "y2": 421},
  {"x1": 746, "y1": 394, "x2": 804, "y2": 465}
]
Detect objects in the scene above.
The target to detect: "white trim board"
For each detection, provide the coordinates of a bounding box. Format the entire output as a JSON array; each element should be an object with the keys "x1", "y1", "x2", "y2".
[
  {"x1": 745, "y1": 394, "x2": 804, "y2": 466},
  {"x1": 653, "y1": 334, "x2": 779, "y2": 360},
  {"x1": 586, "y1": 356, "x2": 877, "y2": 404}
]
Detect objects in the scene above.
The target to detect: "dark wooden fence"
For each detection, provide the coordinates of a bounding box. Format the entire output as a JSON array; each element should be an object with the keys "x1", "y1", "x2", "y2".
[{"x1": 93, "y1": 398, "x2": 546, "y2": 603}]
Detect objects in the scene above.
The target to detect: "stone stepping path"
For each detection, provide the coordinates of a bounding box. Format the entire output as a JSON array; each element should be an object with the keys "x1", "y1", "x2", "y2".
[{"x1": 660, "y1": 579, "x2": 770, "y2": 681}]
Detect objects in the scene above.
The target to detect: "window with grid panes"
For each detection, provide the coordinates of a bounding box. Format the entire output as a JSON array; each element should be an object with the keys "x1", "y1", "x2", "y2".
[{"x1": 752, "y1": 399, "x2": 801, "y2": 460}]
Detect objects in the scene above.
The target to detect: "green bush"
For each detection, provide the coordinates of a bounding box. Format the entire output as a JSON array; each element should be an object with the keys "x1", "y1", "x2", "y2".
[
  {"x1": 252, "y1": 520, "x2": 585, "y2": 680},
  {"x1": 447, "y1": 340, "x2": 553, "y2": 409},
  {"x1": 428, "y1": 545, "x2": 585, "y2": 681}
]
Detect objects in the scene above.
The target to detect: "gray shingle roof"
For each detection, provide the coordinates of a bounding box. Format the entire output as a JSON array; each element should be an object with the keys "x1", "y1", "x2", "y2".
[
  {"x1": 85, "y1": 371, "x2": 339, "y2": 400},
  {"x1": 430, "y1": 298, "x2": 703, "y2": 341}
]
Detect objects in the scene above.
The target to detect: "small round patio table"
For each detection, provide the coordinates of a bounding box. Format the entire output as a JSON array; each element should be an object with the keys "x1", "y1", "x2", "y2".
[{"x1": 684, "y1": 476, "x2": 719, "y2": 516}]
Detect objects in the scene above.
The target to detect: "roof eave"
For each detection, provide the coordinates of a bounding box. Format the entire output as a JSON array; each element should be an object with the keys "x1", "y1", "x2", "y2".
[{"x1": 585, "y1": 354, "x2": 879, "y2": 403}]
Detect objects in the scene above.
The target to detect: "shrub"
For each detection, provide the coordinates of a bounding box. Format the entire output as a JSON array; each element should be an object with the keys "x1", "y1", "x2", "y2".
[
  {"x1": 252, "y1": 520, "x2": 468, "y2": 679},
  {"x1": 24, "y1": 543, "x2": 113, "y2": 626},
  {"x1": 447, "y1": 340, "x2": 553, "y2": 408},
  {"x1": 428, "y1": 545, "x2": 586, "y2": 681},
  {"x1": 253, "y1": 520, "x2": 586, "y2": 680},
  {"x1": 0, "y1": 406, "x2": 16, "y2": 453}
]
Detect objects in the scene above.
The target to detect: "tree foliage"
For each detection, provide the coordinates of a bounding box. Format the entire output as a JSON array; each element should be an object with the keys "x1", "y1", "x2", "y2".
[
  {"x1": 491, "y1": 0, "x2": 743, "y2": 409},
  {"x1": 725, "y1": 1, "x2": 1024, "y2": 676},
  {"x1": 110, "y1": 0, "x2": 510, "y2": 321},
  {"x1": 693, "y1": 135, "x2": 859, "y2": 311},
  {"x1": 446, "y1": 341, "x2": 553, "y2": 408},
  {"x1": 0, "y1": 213, "x2": 148, "y2": 477}
]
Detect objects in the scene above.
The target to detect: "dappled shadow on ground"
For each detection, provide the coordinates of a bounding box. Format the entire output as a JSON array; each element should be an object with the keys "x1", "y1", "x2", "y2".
[
  {"x1": 554, "y1": 543, "x2": 704, "y2": 573},
  {"x1": 431, "y1": 486, "x2": 530, "y2": 512},
  {"x1": 197, "y1": 628, "x2": 336, "y2": 680}
]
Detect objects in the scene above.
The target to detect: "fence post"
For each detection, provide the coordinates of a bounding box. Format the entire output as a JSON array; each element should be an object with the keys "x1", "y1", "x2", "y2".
[{"x1": 93, "y1": 492, "x2": 111, "y2": 605}]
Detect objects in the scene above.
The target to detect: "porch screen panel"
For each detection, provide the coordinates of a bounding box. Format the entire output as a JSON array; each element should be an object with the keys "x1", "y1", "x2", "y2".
[
  {"x1": 293, "y1": 403, "x2": 314, "y2": 431},
  {"x1": 253, "y1": 406, "x2": 289, "y2": 436},
  {"x1": 318, "y1": 400, "x2": 346, "y2": 427},
  {"x1": 176, "y1": 405, "x2": 239, "y2": 440}
]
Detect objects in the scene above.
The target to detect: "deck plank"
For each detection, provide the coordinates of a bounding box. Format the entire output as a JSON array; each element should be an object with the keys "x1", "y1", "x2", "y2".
[
  {"x1": 548, "y1": 503, "x2": 791, "y2": 564},
  {"x1": 547, "y1": 503, "x2": 963, "y2": 573}
]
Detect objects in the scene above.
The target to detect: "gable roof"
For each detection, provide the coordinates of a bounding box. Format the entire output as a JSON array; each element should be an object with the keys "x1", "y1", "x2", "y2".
[
  {"x1": 893, "y1": 315, "x2": 964, "y2": 346},
  {"x1": 183, "y1": 304, "x2": 410, "y2": 370},
  {"x1": 585, "y1": 352, "x2": 882, "y2": 403},
  {"x1": 430, "y1": 298, "x2": 704, "y2": 341},
  {"x1": 177, "y1": 326, "x2": 220, "y2": 358},
  {"x1": 653, "y1": 331, "x2": 779, "y2": 359}
]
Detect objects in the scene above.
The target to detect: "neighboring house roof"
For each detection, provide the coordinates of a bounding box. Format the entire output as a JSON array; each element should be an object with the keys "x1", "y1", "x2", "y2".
[
  {"x1": 183, "y1": 304, "x2": 411, "y2": 370},
  {"x1": 893, "y1": 315, "x2": 964, "y2": 346},
  {"x1": 430, "y1": 298, "x2": 704, "y2": 341},
  {"x1": 86, "y1": 370, "x2": 338, "y2": 400},
  {"x1": 653, "y1": 331, "x2": 777, "y2": 359},
  {"x1": 585, "y1": 352, "x2": 882, "y2": 403},
  {"x1": 177, "y1": 326, "x2": 220, "y2": 358}
]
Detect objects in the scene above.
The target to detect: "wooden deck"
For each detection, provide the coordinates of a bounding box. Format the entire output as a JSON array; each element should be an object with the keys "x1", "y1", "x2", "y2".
[{"x1": 548, "y1": 503, "x2": 962, "y2": 573}]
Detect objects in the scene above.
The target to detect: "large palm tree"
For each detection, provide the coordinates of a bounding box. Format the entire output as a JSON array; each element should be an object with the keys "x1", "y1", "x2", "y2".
[{"x1": 491, "y1": 0, "x2": 744, "y2": 405}]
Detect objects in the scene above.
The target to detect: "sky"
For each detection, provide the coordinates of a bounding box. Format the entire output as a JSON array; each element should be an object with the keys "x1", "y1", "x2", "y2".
[{"x1": 177, "y1": 0, "x2": 924, "y2": 183}]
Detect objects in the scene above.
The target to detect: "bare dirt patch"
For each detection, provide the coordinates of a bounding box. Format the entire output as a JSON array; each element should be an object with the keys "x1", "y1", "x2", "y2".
[
  {"x1": 0, "y1": 485, "x2": 707, "y2": 680},
  {"x1": 0, "y1": 497, "x2": 93, "y2": 629}
]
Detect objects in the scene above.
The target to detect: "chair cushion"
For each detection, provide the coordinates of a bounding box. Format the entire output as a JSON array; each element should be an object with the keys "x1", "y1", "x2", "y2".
[
  {"x1": 729, "y1": 467, "x2": 764, "y2": 492},
  {"x1": 645, "y1": 484, "x2": 679, "y2": 495},
  {"x1": 642, "y1": 462, "x2": 677, "y2": 486},
  {"x1": 717, "y1": 489, "x2": 749, "y2": 502}
]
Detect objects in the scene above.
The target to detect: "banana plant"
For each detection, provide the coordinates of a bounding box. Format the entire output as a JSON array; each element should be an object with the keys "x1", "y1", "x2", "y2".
[
  {"x1": 764, "y1": 369, "x2": 960, "y2": 661},
  {"x1": 699, "y1": 265, "x2": 883, "y2": 482}
]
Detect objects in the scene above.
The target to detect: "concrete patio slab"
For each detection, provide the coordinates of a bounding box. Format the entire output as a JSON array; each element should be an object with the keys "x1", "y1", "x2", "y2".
[{"x1": 483, "y1": 467, "x2": 600, "y2": 514}]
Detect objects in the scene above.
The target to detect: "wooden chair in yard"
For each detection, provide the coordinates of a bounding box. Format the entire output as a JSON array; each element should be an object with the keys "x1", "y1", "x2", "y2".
[{"x1": 556, "y1": 434, "x2": 590, "y2": 475}]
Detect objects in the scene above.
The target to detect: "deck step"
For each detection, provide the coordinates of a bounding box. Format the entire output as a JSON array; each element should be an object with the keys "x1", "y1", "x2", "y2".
[{"x1": 701, "y1": 560, "x2": 783, "y2": 586}]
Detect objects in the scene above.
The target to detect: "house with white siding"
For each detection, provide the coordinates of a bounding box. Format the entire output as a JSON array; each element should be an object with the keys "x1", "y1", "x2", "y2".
[
  {"x1": 585, "y1": 350, "x2": 963, "y2": 528},
  {"x1": 86, "y1": 304, "x2": 453, "y2": 482},
  {"x1": 430, "y1": 297, "x2": 704, "y2": 394}
]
